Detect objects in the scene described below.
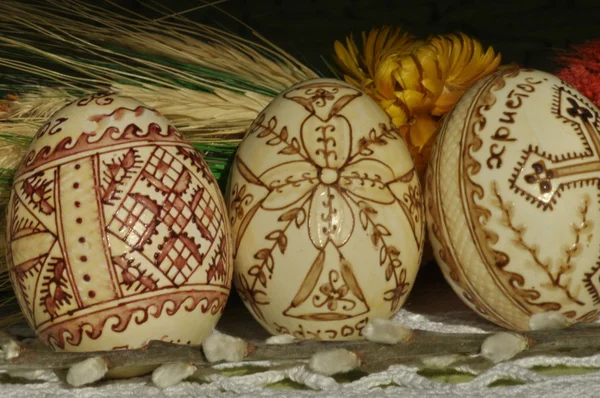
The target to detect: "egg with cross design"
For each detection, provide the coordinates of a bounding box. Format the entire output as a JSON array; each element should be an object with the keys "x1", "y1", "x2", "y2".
[
  {"x1": 227, "y1": 78, "x2": 425, "y2": 340},
  {"x1": 6, "y1": 92, "x2": 232, "y2": 367},
  {"x1": 426, "y1": 67, "x2": 600, "y2": 330}
]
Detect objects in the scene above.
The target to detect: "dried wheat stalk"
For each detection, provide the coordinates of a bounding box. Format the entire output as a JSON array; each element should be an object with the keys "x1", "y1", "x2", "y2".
[{"x1": 0, "y1": 0, "x2": 318, "y2": 325}]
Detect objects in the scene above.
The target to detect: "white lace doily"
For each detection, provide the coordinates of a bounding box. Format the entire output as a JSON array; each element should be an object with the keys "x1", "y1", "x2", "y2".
[{"x1": 2, "y1": 268, "x2": 600, "y2": 397}]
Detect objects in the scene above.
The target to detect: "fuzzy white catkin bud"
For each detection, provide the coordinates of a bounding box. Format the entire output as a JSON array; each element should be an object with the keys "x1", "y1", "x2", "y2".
[
  {"x1": 265, "y1": 334, "x2": 296, "y2": 345},
  {"x1": 421, "y1": 354, "x2": 464, "y2": 369},
  {"x1": 529, "y1": 311, "x2": 571, "y2": 331},
  {"x1": 309, "y1": 349, "x2": 360, "y2": 376},
  {"x1": 7, "y1": 369, "x2": 48, "y2": 381},
  {"x1": 202, "y1": 333, "x2": 247, "y2": 363},
  {"x1": 152, "y1": 362, "x2": 197, "y2": 388},
  {"x1": 362, "y1": 318, "x2": 413, "y2": 344},
  {"x1": 481, "y1": 332, "x2": 528, "y2": 364},
  {"x1": 66, "y1": 356, "x2": 108, "y2": 387},
  {"x1": 2, "y1": 340, "x2": 20, "y2": 360}
]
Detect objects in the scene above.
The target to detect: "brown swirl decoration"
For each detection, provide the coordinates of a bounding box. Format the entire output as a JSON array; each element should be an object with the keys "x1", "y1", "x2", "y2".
[
  {"x1": 232, "y1": 81, "x2": 422, "y2": 335},
  {"x1": 18, "y1": 106, "x2": 183, "y2": 177},
  {"x1": 33, "y1": 118, "x2": 69, "y2": 140},
  {"x1": 426, "y1": 104, "x2": 507, "y2": 327},
  {"x1": 76, "y1": 92, "x2": 115, "y2": 107},
  {"x1": 39, "y1": 289, "x2": 228, "y2": 350},
  {"x1": 9, "y1": 99, "x2": 231, "y2": 354},
  {"x1": 458, "y1": 67, "x2": 545, "y2": 327},
  {"x1": 458, "y1": 67, "x2": 597, "y2": 326},
  {"x1": 461, "y1": 70, "x2": 525, "y2": 302}
]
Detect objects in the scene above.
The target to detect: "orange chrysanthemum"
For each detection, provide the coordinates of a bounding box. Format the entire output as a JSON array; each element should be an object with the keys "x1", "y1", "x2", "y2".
[{"x1": 334, "y1": 28, "x2": 501, "y2": 179}]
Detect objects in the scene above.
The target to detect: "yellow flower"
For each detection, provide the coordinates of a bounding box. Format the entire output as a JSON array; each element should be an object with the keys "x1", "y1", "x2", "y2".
[
  {"x1": 333, "y1": 28, "x2": 501, "y2": 180},
  {"x1": 428, "y1": 33, "x2": 501, "y2": 115},
  {"x1": 334, "y1": 27, "x2": 416, "y2": 99},
  {"x1": 333, "y1": 35, "x2": 367, "y2": 89}
]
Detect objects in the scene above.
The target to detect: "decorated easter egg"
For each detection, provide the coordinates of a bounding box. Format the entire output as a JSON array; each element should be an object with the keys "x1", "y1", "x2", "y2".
[
  {"x1": 227, "y1": 78, "x2": 425, "y2": 340},
  {"x1": 6, "y1": 92, "x2": 232, "y2": 352},
  {"x1": 426, "y1": 67, "x2": 600, "y2": 330}
]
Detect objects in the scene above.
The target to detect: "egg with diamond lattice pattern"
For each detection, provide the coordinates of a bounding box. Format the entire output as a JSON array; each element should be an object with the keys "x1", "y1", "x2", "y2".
[
  {"x1": 227, "y1": 78, "x2": 425, "y2": 340},
  {"x1": 426, "y1": 67, "x2": 600, "y2": 330},
  {"x1": 6, "y1": 93, "x2": 232, "y2": 361}
]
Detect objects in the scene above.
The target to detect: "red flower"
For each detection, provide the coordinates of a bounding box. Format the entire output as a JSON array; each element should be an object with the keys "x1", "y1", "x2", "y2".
[{"x1": 556, "y1": 40, "x2": 600, "y2": 108}]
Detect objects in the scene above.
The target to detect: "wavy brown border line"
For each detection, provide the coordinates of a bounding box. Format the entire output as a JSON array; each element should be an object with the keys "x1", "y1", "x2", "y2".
[
  {"x1": 458, "y1": 67, "x2": 537, "y2": 329},
  {"x1": 18, "y1": 107, "x2": 183, "y2": 177},
  {"x1": 39, "y1": 289, "x2": 228, "y2": 350},
  {"x1": 460, "y1": 67, "x2": 586, "y2": 328},
  {"x1": 426, "y1": 81, "x2": 513, "y2": 329}
]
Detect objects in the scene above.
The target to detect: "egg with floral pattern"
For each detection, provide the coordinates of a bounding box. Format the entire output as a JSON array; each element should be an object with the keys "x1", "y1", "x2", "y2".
[{"x1": 227, "y1": 78, "x2": 425, "y2": 340}]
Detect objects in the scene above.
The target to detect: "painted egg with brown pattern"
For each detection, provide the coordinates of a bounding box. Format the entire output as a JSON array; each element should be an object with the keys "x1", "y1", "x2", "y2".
[
  {"x1": 227, "y1": 78, "x2": 425, "y2": 340},
  {"x1": 426, "y1": 67, "x2": 600, "y2": 330},
  {"x1": 6, "y1": 93, "x2": 232, "y2": 356}
]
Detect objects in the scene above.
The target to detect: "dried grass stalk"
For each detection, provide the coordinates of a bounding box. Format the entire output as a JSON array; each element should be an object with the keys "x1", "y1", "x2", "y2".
[{"x1": 0, "y1": 0, "x2": 317, "y2": 323}]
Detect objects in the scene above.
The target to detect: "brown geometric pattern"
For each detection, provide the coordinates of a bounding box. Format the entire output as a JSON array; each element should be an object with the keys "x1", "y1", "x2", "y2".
[
  {"x1": 191, "y1": 187, "x2": 221, "y2": 241},
  {"x1": 107, "y1": 146, "x2": 226, "y2": 288},
  {"x1": 8, "y1": 142, "x2": 228, "y2": 334},
  {"x1": 510, "y1": 86, "x2": 600, "y2": 210},
  {"x1": 7, "y1": 96, "x2": 231, "y2": 350},
  {"x1": 107, "y1": 194, "x2": 160, "y2": 250},
  {"x1": 162, "y1": 193, "x2": 191, "y2": 232}
]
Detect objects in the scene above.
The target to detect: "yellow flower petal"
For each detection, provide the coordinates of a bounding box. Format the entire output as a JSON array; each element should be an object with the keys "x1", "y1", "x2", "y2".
[
  {"x1": 333, "y1": 39, "x2": 367, "y2": 83},
  {"x1": 333, "y1": 27, "x2": 417, "y2": 100},
  {"x1": 374, "y1": 57, "x2": 401, "y2": 99},
  {"x1": 381, "y1": 101, "x2": 409, "y2": 127},
  {"x1": 428, "y1": 33, "x2": 501, "y2": 113},
  {"x1": 396, "y1": 56, "x2": 422, "y2": 91},
  {"x1": 409, "y1": 115, "x2": 438, "y2": 149},
  {"x1": 333, "y1": 27, "x2": 501, "y2": 163},
  {"x1": 395, "y1": 90, "x2": 432, "y2": 114},
  {"x1": 422, "y1": 77, "x2": 443, "y2": 98},
  {"x1": 361, "y1": 27, "x2": 415, "y2": 74}
]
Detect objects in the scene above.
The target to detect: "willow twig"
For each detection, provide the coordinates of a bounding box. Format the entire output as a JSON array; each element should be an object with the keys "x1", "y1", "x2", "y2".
[{"x1": 3, "y1": 326, "x2": 600, "y2": 372}]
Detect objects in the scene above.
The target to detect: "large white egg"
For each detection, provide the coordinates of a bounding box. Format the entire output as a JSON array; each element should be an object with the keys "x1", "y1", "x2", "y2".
[
  {"x1": 227, "y1": 78, "x2": 425, "y2": 340},
  {"x1": 426, "y1": 67, "x2": 600, "y2": 330},
  {"x1": 6, "y1": 93, "x2": 232, "y2": 355}
]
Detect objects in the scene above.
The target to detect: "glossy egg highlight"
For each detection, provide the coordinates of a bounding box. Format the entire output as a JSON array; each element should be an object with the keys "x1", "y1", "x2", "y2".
[
  {"x1": 426, "y1": 67, "x2": 600, "y2": 330},
  {"x1": 6, "y1": 93, "x2": 232, "y2": 353},
  {"x1": 227, "y1": 78, "x2": 425, "y2": 340}
]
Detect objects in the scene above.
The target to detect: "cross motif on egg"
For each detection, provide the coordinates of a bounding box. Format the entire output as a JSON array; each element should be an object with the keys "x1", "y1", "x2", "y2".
[
  {"x1": 228, "y1": 79, "x2": 424, "y2": 340},
  {"x1": 427, "y1": 67, "x2": 600, "y2": 331},
  {"x1": 512, "y1": 87, "x2": 600, "y2": 207}
]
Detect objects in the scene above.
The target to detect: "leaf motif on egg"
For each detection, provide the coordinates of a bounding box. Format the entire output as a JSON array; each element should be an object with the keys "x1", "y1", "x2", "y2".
[
  {"x1": 6, "y1": 93, "x2": 232, "y2": 355},
  {"x1": 426, "y1": 67, "x2": 600, "y2": 330},
  {"x1": 228, "y1": 79, "x2": 425, "y2": 339}
]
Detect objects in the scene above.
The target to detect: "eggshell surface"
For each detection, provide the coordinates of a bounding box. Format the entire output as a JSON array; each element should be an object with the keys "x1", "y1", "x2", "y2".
[
  {"x1": 426, "y1": 67, "x2": 600, "y2": 330},
  {"x1": 7, "y1": 92, "x2": 232, "y2": 352},
  {"x1": 227, "y1": 78, "x2": 425, "y2": 340}
]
